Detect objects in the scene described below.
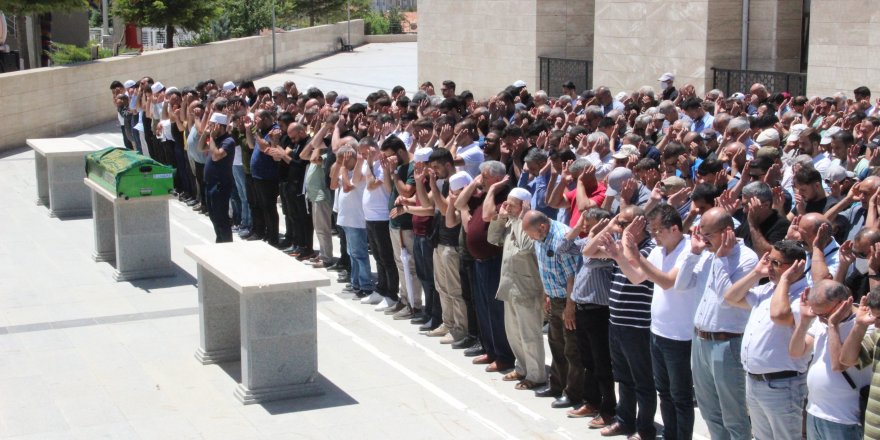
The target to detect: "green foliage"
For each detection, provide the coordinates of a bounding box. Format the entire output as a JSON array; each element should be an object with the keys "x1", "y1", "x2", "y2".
[
  {"x1": 288, "y1": 0, "x2": 345, "y2": 26},
  {"x1": 0, "y1": 0, "x2": 88, "y2": 15},
  {"x1": 112, "y1": 0, "x2": 222, "y2": 47},
  {"x1": 88, "y1": 7, "x2": 101, "y2": 27},
  {"x1": 387, "y1": 7, "x2": 402, "y2": 34},
  {"x1": 220, "y1": 0, "x2": 287, "y2": 38},
  {"x1": 363, "y1": 11, "x2": 388, "y2": 35},
  {"x1": 47, "y1": 41, "x2": 112, "y2": 65}
]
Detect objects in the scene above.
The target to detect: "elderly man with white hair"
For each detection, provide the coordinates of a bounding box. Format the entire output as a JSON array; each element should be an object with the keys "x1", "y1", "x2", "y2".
[
  {"x1": 487, "y1": 187, "x2": 548, "y2": 391},
  {"x1": 584, "y1": 132, "x2": 615, "y2": 180}
]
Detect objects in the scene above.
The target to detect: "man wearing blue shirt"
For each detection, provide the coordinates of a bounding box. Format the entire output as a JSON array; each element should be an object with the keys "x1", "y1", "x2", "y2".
[
  {"x1": 202, "y1": 113, "x2": 237, "y2": 243},
  {"x1": 518, "y1": 149, "x2": 558, "y2": 219}
]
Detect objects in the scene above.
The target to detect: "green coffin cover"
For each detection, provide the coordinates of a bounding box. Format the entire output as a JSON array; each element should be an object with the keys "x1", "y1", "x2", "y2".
[{"x1": 85, "y1": 147, "x2": 175, "y2": 199}]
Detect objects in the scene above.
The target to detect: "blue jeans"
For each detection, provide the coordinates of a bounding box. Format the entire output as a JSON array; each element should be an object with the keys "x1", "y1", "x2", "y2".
[
  {"x1": 473, "y1": 257, "x2": 513, "y2": 364},
  {"x1": 746, "y1": 373, "x2": 807, "y2": 440},
  {"x1": 691, "y1": 335, "x2": 751, "y2": 440},
  {"x1": 343, "y1": 226, "x2": 372, "y2": 292},
  {"x1": 232, "y1": 165, "x2": 251, "y2": 228},
  {"x1": 413, "y1": 235, "x2": 440, "y2": 324},
  {"x1": 806, "y1": 413, "x2": 862, "y2": 440},
  {"x1": 609, "y1": 324, "x2": 656, "y2": 438},
  {"x1": 652, "y1": 333, "x2": 694, "y2": 440}
]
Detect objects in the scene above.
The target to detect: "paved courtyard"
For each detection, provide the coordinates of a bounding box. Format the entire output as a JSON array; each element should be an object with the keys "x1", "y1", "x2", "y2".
[{"x1": 0, "y1": 43, "x2": 709, "y2": 439}]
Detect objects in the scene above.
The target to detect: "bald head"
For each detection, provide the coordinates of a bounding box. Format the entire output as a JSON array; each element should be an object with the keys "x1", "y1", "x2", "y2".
[
  {"x1": 809, "y1": 279, "x2": 851, "y2": 304},
  {"x1": 523, "y1": 210, "x2": 550, "y2": 229},
  {"x1": 701, "y1": 207, "x2": 734, "y2": 231},
  {"x1": 800, "y1": 213, "x2": 830, "y2": 235}
]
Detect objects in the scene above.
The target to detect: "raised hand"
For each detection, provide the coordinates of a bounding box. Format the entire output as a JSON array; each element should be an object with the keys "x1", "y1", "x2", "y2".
[
  {"x1": 754, "y1": 252, "x2": 772, "y2": 279},
  {"x1": 781, "y1": 259, "x2": 806, "y2": 284},
  {"x1": 799, "y1": 288, "x2": 817, "y2": 320},
  {"x1": 827, "y1": 296, "x2": 855, "y2": 325},
  {"x1": 813, "y1": 222, "x2": 831, "y2": 249},
  {"x1": 690, "y1": 225, "x2": 708, "y2": 254},
  {"x1": 715, "y1": 228, "x2": 736, "y2": 257},
  {"x1": 668, "y1": 186, "x2": 693, "y2": 209},
  {"x1": 856, "y1": 296, "x2": 876, "y2": 326},
  {"x1": 588, "y1": 218, "x2": 611, "y2": 238},
  {"x1": 620, "y1": 179, "x2": 637, "y2": 202},
  {"x1": 839, "y1": 240, "x2": 856, "y2": 267},
  {"x1": 869, "y1": 242, "x2": 880, "y2": 273},
  {"x1": 786, "y1": 215, "x2": 802, "y2": 241}
]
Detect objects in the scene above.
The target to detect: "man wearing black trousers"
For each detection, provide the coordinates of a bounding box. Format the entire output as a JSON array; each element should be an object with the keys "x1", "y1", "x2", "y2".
[
  {"x1": 202, "y1": 113, "x2": 236, "y2": 242},
  {"x1": 245, "y1": 109, "x2": 282, "y2": 247},
  {"x1": 281, "y1": 121, "x2": 315, "y2": 258}
]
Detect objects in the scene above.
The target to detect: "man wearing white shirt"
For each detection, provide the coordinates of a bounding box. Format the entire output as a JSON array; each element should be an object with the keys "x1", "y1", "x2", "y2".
[
  {"x1": 674, "y1": 208, "x2": 758, "y2": 440},
  {"x1": 451, "y1": 119, "x2": 485, "y2": 178},
  {"x1": 331, "y1": 146, "x2": 372, "y2": 298},
  {"x1": 584, "y1": 132, "x2": 614, "y2": 181},
  {"x1": 723, "y1": 240, "x2": 811, "y2": 440},
  {"x1": 618, "y1": 204, "x2": 701, "y2": 440},
  {"x1": 791, "y1": 279, "x2": 869, "y2": 440},
  {"x1": 798, "y1": 128, "x2": 833, "y2": 180}
]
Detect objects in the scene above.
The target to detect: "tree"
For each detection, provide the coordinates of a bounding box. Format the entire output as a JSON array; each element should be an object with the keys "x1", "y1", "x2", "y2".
[
  {"x1": 0, "y1": 0, "x2": 88, "y2": 68},
  {"x1": 112, "y1": 0, "x2": 222, "y2": 48},
  {"x1": 289, "y1": 0, "x2": 345, "y2": 27},
  {"x1": 221, "y1": 0, "x2": 290, "y2": 38}
]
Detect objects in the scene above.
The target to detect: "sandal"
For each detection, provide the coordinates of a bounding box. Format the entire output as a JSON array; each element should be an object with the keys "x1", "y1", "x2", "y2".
[
  {"x1": 515, "y1": 380, "x2": 546, "y2": 390},
  {"x1": 502, "y1": 371, "x2": 525, "y2": 381}
]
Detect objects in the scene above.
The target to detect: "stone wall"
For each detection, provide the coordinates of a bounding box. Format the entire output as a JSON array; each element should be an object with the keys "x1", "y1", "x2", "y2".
[
  {"x1": 365, "y1": 34, "x2": 417, "y2": 43},
  {"x1": 0, "y1": 20, "x2": 364, "y2": 153},
  {"x1": 418, "y1": 0, "x2": 594, "y2": 99},
  {"x1": 806, "y1": 0, "x2": 880, "y2": 97},
  {"x1": 592, "y1": 0, "x2": 742, "y2": 96}
]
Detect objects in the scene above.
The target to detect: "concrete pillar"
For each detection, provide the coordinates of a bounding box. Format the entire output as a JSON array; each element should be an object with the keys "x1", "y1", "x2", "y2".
[
  {"x1": 806, "y1": 0, "x2": 880, "y2": 97},
  {"x1": 593, "y1": 0, "x2": 742, "y2": 96},
  {"x1": 747, "y1": 0, "x2": 803, "y2": 73}
]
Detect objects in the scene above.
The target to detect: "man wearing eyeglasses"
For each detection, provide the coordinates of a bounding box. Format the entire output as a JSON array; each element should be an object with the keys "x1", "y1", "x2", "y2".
[
  {"x1": 722, "y1": 240, "x2": 811, "y2": 440},
  {"x1": 521, "y1": 210, "x2": 583, "y2": 411},
  {"x1": 615, "y1": 204, "x2": 702, "y2": 440},
  {"x1": 675, "y1": 207, "x2": 758, "y2": 440},
  {"x1": 584, "y1": 206, "x2": 657, "y2": 440}
]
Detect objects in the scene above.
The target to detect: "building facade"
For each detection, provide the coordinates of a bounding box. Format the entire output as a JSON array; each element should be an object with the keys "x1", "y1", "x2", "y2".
[{"x1": 419, "y1": 0, "x2": 876, "y2": 98}]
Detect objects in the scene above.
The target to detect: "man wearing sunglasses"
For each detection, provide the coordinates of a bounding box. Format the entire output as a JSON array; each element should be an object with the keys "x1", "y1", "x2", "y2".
[
  {"x1": 722, "y1": 240, "x2": 811, "y2": 440},
  {"x1": 675, "y1": 207, "x2": 759, "y2": 440}
]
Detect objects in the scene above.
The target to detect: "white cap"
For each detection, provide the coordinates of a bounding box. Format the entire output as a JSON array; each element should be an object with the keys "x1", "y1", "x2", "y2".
[
  {"x1": 413, "y1": 147, "x2": 433, "y2": 163},
  {"x1": 730, "y1": 92, "x2": 746, "y2": 101},
  {"x1": 658, "y1": 72, "x2": 674, "y2": 82},
  {"x1": 513, "y1": 80, "x2": 527, "y2": 88},
  {"x1": 788, "y1": 123, "x2": 808, "y2": 142},
  {"x1": 825, "y1": 164, "x2": 854, "y2": 182},
  {"x1": 508, "y1": 187, "x2": 532, "y2": 203},
  {"x1": 222, "y1": 81, "x2": 236, "y2": 91},
  {"x1": 150, "y1": 82, "x2": 165, "y2": 94},
  {"x1": 123, "y1": 79, "x2": 137, "y2": 88},
  {"x1": 755, "y1": 128, "x2": 780, "y2": 146},
  {"x1": 820, "y1": 126, "x2": 841, "y2": 145},
  {"x1": 449, "y1": 171, "x2": 473, "y2": 192},
  {"x1": 615, "y1": 91, "x2": 628, "y2": 102},
  {"x1": 209, "y1": 113, "x2": 228, "y2": 125}
]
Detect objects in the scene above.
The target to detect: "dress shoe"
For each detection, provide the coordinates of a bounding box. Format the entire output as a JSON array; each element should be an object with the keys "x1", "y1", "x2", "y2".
[
  {"x1": 463, "y1": 341, "x2": 485, "y2": 357},
  {"x1": 410, "y1": 314, "x2": 429, "y2": 325},
  {"x1": 297, "y1": 251, "x2": 318, "y2": 261},
  {"x1": 282, "y1": 246, "x2": 300, "y2": 254},
  {"x1": 599, "y1": 421, "x2": 632, "y2": 437},
  {"x1": 186, "y1": 198, "x2": 199, "y2": 207},
  {"x1": 245, "y1": 234, "x2": 263, "y2": 241},
  {"x1": 382, "y1": 302, "x2": 406, "y2": 315},
  {"x1": 277, "y1": 239, "x2": 292, "y2": 249},
  {"x1": 567, "y1": 404, "x2": 599, "y2": 418},
  {"x1": 471, "y1": 354, "x2": 492, "y2": 365},
  {"x1": 352, "y1": 290, "x2": 370, "y2": 300},
  {"x1": 393, "y1": 306, "x2": 417, "y2": 320},
  {"x1": 534, "y1": 386, "x2": 561, "y2": 398},
  {"x1": 418, "y1": 321, "x2": 435, "y2": 332},
  {"x1": 191, "y1": 203, "x2": 202, "y2": 211},
  {"x1": 336, "y1": 271, "x2": 350, "y2": 283},
  {"x1": 551, "y1": 395, "x2": 575, "y2": 408},
  {"x1": 588, "y1": 415, "x2": 610, "y2": 429},
  {"x1": 451, "y1": 336, "x2": 476, "y2": 349}
]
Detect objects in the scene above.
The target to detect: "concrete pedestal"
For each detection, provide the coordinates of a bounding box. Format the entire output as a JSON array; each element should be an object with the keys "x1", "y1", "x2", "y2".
[
  {"x1": 27, "y1": 138, "x2": 97, "y2": 218},
  {"x1": 85, "y1": 178, "x2": 173, "y2": 281},
  {"x1": 185, "y1": 241, "x2": 331, "y2": 405}
]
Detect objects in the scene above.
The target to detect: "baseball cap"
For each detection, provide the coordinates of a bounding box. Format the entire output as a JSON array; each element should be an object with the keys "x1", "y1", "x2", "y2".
[
  {"x1": 788, "y1": 124, "x2": 808, "y2": 142},
  {"x1": 730, "y1": 92, "x2": 746, "y2": 101},
  {"x1": 605, "y1": 168, "x2": 634, "y2": 197},
  {"x1": 756, "y1": 146, "x2": 782, "y2": 162},
  {"x1": 755, "y1": 128, "x2": 780, "y2": 146},
  {"x1": 825, "y1": 164, "x2": 854, "y2": 183},
  {"x1": 612, "y1": 144, "x2": 640, "y2": 160},
  {"x1": 820, "y1": 126, "x2": 841, "y2": 145},
  {"x1": 658, "y1": 72, "x2": 675, "y2": 82},
  {"x1": 660, "y1": 176, "x2": 687, "y2": 192},
  {"x1": 513, "y1": 80, "x2": 527, "y2": 88}
]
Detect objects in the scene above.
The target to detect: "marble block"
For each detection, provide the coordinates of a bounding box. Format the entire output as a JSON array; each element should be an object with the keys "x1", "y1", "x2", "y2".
[
  {"x1": 85, "y1": 178, "x2": 173, "y2": 281},
  {"x1": 27, "y1": 138, "x2": 97, "y2": 218},
  {"x1": 185, "y1": 241, "x2": 331, "y2": 405}
]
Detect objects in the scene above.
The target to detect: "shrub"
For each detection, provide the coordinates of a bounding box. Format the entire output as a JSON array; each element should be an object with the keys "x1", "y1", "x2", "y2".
[
  {"x1": 47, "y1": 41, "x2": 113, "y2": 66},
  {"x1": 364, "y1": 11, "x2": 389, "y2": 35}
]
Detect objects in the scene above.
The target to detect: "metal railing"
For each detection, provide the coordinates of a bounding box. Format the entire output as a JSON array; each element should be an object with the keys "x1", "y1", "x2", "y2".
[
  {"x1": 538, "y1": 57, "x2": 592, "y2": 96},
  {"x1": 711, "y1": 67, "x2": 807, "y2": 97}
]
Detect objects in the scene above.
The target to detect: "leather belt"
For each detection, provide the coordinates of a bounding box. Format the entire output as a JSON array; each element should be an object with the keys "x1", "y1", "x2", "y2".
[
  {"x1": 748, "y1": 370, "x2": 802, "y2": 381},
  {"x1": 695, "y1": 328, "x2": 743, "y2": 341}
]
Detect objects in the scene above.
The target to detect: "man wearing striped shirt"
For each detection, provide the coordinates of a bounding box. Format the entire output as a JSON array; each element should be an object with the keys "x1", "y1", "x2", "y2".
[
  {"x1": 522, "y1": 210, "x2": 584, "y2": 411},
  {"x1": 588, "y1": 206, "x2": 657, "y2": 440},
  {"x1": 619, "y1": 204, "x2": 701, "y2": 440},
  {"x1": 558, "y1": 207, "x2": 617, "y2": 428}
]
